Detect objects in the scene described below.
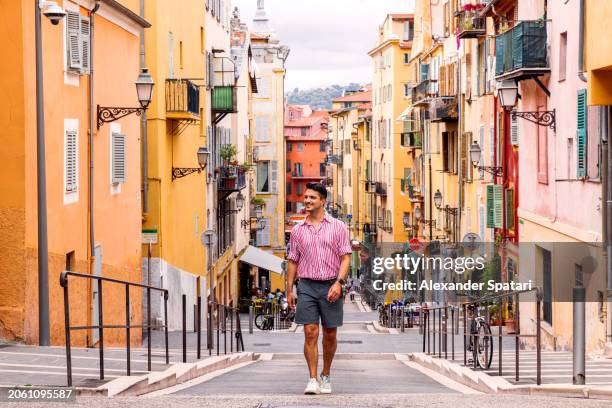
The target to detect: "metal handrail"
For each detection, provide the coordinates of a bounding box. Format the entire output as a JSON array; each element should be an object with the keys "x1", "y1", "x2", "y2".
[
  {"x1": 60, "y1": 270, "x2": 169, "y2": 387},
  {"x1": 421, "y1": 288, "x2": 543, "y2": 385}
]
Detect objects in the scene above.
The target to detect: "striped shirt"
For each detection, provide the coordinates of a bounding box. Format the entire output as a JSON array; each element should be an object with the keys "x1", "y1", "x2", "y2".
[{"x1": 287, "y1": 212, "x2": 352, "y2": 280}]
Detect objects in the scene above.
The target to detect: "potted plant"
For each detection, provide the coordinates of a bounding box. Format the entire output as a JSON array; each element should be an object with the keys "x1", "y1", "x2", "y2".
[
  {"x1": 251, "y1": 197, "x2": 266, "y2": 207},
  {"x1": 220, "y1": 144, "x2": 238, "y2": 166}
]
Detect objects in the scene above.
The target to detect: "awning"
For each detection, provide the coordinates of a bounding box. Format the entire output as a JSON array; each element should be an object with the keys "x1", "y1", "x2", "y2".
[
  {"x1": 239, "y1": 245, "x2": 284, "y2": 274},
  {"x1": 396, "y1": 106, "x2": 414, "y2": 122}
]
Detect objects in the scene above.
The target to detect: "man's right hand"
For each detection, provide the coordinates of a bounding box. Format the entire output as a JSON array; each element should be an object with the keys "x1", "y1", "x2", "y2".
[{"x1": 287, "y1": 291, "x2": 296, "y2": 310}]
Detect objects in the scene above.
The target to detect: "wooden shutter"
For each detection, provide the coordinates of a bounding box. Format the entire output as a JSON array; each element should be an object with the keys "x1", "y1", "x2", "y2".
[
  {"x1": 493, "y1": 184, "x2": 503, "y2": 228},
  {"x1": 510, "y1": 109, "x2": 519, "y2": 145},
  {"x1": 486, "y1": 185, "x2": 494, "y2": 228},
  {"x1": 112, "y1": 133, "x2": 126, "y2": 183},
  {"x1": 80, "y1": 16, "x2": 90, "y2": 74},
  {"x1": 66, "y1": 11, "x2": 82, "y2": 70},
  {"x1": 505, "y1": 188, "x2": 515, "y2": 230},
  {"x1": 576, "y1": 89, "x2": 587, "y2": 179},
  {"x1": 461, "y1": 132, "x2": 470, "y2": 181},
  {"x1": 271, "y1": 160, "x2": 278, "y2": 194},
  {"x1": 65, "y1": 130, "x2": 77, "y2": 192}
]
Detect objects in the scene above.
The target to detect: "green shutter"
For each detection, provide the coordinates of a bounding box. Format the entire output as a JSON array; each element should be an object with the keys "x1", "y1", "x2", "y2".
[
  {"x1": 495, "y1": 34, "x2": 505, "y2": 76},
  {"x1": 505, "y1": 189, "x2": 514, "y2": 230},
  {"x1": 493, "y1": 185, "x2": 503, "y2": 228},
  {"x1": 486, "y1": 185, "x2": 494, "y2": 228},
  {"x1": 577, "y1": 89, "x2": 587, "y2": 179}
]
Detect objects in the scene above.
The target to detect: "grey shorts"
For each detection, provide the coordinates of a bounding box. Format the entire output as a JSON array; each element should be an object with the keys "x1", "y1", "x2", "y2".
[{"x1": 295, "y1": 279, "x2": 343, "y2": 328}]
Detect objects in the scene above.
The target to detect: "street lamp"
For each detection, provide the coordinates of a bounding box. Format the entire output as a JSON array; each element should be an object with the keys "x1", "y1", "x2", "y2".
[
  {"x1": 469, "y1": 141, "x2": 502, "y2": 176},
  {"x1": 434, "y1": 190, "x2": 457, "y2": 215},
  {"x1": 172, "y1": 147, "x2": 210, "y2": 180},
  {"x1": 496, "y1": 80, "x2": 556, "y2": 131},
  {"x1": 97, "y1": 68, "x2": 155, "y2": 129},
  {"x1": 201, "y1": 229, "x2": 217, "y2": 352},
  {"x1": 414, "y1": 206, "x2": 422, "y2": 222},
  {"x1": 36, "y1": 0, "x2": 67, "y2": 347}
]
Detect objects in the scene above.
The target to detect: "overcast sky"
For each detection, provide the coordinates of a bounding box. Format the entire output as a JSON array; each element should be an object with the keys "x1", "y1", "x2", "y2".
[{"x1": 232, "y1": 0, "x2": 416, "y2": 91}]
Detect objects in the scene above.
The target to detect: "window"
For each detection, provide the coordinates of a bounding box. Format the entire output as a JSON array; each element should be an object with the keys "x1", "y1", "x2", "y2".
[
  {"x1": 297, "y1": 143, "x2": 304, "y2": 152},
  {"x1": 255, "y1": 218, "x2": 270, "y2": 246},
  {"x1": 404, "y1": 84, "x2": 410, "y2": 97},
  {"x1": 65, "y1": 11, "x2": 91, "y2": 75},
  {"x1": 256, "y1": 77, "x2": 269, "y2": 98},
  {"x1": 486, "y1": 184, "x2": 503, "y2": 228},
  {"x1": 559, "y1": 32, "x2": 567, "y2": 82},
  {"x1": 286, "y1": 181, "x2": 292, "y2": 195},
  {"x1": 541, "y1": 247, "x2": 552, "y2": 325},
  {"x1": 505, "y1": 189, "x2": 515, "y2": 230},
  {"x1": 287, "y1": 141, "x2": 292, "y2": 152},
  {"x1": 296, "y1": 182, "x2": 303, "y2": 195},
  {"x1": 442, "y1": 131, "x2": 458, "y2": 173},
  {"x1": 286, "y1": 159, "x2": 291, "y2": 172},
  {"x1": 320, "y1": 163, "x2": 325, "y2": 176},
  {"x1": 320, "y1": 142, "x2": 325, "y2": 152},
  {"x1": 404, "y1": 52, "x2": 410, "y2": 64},
  {"x1": 300, "y1": 127, "x2": 308, "y2": 136},
  {"x1": 293, "y1": 162, "x2": 302, "y2": 177},
  {"x1": 256, "y1": 161, "x2": 270, "y2": 192},
  {"x1": 111, "y1": 132, "x2": 126, "y2": 184},
  {"x1": 286, "y1": 201, "x2": 293, "y2": 213},
  {"x1": 576, "y1": 89, "x2": 587, "y2": 178},
  {"x1": 65, "y1": 129, "x2": 78, "y2": 193},
  {"x1": 200, "y1": 27, "x2": 204, "y2": 53},
  {"x1": 255, "y1": 116, "x2": 269, "y2": 142},
  {"x1": 403, "y1": 20, "x2": 414, "y2": 41}
]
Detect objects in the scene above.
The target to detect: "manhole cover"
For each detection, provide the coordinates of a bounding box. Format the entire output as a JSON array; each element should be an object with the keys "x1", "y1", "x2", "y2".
[
  {"x1": 253, "y1": 343, "x2": 271, "y2": 346},
  {"x1": 338, "y1": 340, "x2": 362, "y2": 344}
]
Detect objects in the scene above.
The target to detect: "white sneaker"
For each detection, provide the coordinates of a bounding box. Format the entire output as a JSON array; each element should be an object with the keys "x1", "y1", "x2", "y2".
[
  {"x1": 319, "y1": 372, "x2": 332, "y2": 394},
  {"x1": 304, "y1": 377, "x2": 320, "y2": 395}
]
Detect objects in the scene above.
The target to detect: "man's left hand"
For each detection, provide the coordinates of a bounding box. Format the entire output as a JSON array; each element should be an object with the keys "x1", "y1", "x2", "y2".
[{"x1": 327, "y1": 281, "x2": 342, "y2": 303}]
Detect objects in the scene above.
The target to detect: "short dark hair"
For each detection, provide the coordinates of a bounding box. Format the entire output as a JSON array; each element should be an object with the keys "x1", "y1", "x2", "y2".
[{"x1": 305, "y1": 182, "x2": 327, "y2": 200}]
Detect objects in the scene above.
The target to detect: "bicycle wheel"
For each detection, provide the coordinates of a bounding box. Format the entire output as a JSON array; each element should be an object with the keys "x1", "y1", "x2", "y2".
[
  {"x1": 476, "y1": 322, "x2": 493, "y2": 369},
  {"x1": 254, "y1": 314, "x2": 267, "y2": 330}
]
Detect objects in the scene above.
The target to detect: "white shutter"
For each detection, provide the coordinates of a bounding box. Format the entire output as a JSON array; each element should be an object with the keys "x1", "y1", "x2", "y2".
[
  {"x1": 112, "y1": 133, "x2": 126, "y2": 183},
  {"x1": 65, "y1": 131, "x2": 78, "y2": 192},
  {"x1": 80, "y1": 16, "x2": 90, "y2": 74},
  {"x1": 510, "y1": 110, "x2": 519, "y2": 146},
  {"x1": 271, "y1": 160, "x2": 278, "y2": 194},
  {"x1": 66, "y1": 11, "x2": 82, "y2": 70},
  {"x1": 256, "y1": 219, "x2": 271, "y2": 246}
]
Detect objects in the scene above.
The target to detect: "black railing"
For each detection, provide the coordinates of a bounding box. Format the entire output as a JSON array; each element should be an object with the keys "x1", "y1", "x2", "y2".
[
  {"x1": 495, "y1": 20, "x2": 548, "y2": 77},
  {"x1": 412, "y1": 80, "x2": 434, "y2": 104},
  {"x1": 375, "y1": 182, "x2": 387, "y2": 196},
  {"x1": 456, "y1": 9, "x2": 486, "y2": 39},
  {"x1": 60, "y1": 271, "x2": 169, "y2": 387},
  {"x1": 166, "y1": 79, "x2": 200, "y2": 117},
  {"x1": 217, "y1": 166, "x2": 246, "y2": 191},
  {"x1": 207, "y1": 300, "x2": 245, "y2": 357},
  {"x1": 429, "y1": 97, "x2": 458, "y2": 122},
  {"x1": 421, "y1": 288, "x2": 542, "y2": 385}
]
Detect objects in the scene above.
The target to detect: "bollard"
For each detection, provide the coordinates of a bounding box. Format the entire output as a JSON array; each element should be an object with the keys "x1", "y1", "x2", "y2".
[
  {"x1": 401, "y1": 308, "x2": 405, "y2": 332},
  {"x1": 573, "y1": 287, "x2": 586, "y2": 385},
  {"x1": 249, "y1": 305, "x2": 254, "y2": 334}
]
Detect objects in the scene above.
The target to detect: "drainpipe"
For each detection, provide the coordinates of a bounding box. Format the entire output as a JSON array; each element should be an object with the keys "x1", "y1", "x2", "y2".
[
  {"x1": 89, "y1": 1, "x2": 100, "y2": 265},
  {"x1": 578, "y1": 0, "x2": 587, "y2": 83},
  {"x1": 140, "y1": 0, "x2": 148, "y2": 215},
  {"x1": 604, "y1": 106, "x2": 612, "y2": 344},
  {"x1": 456, "y1": 58, "x2": 462, "y2": 243}
]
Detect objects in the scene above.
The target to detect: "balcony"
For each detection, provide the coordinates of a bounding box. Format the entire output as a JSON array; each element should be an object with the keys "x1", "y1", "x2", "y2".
[
  {"x1": 217, "y1": 166, "x2": 246, "y2": 192},
  {"x1": 165, "y1": 79, "x2": 200, "y2": 120},
  {"x1": 456, "y1": 9, "x2": 486, "y2": 39},
  {"x1": 400, "y1": 132, "x2": 422, "y2": 149},
  {"x1": 375, "y1": 182, "x2": 387, "y2": 196},
  {"x1": 411, "y1": 80, "x2": 435, "y2": 106},
  {"x1": 212, "y1": 86, "x2": 237, "y2": 113},
  {"x1": 326, "y1": 154, "x2": 341, "y2": 165},
  {"x1": 495, "y1": 20, "x2": 549, "y2": 81},
  {"x1": 429, "y1": 97, "x2": 458, "y2": 122}
]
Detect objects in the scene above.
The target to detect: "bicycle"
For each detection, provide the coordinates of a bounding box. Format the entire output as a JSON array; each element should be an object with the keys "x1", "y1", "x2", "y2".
[{"x1": 466, "y1": 304, "x2": 493, "y2": 369}]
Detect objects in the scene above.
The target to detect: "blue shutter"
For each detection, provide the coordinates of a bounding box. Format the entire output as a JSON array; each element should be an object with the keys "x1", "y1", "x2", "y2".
[{"x1": 576, "y1": 89, "x2": 587, "y2": 179}]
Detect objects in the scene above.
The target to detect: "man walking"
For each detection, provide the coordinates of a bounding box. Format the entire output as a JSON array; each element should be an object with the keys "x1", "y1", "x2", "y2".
[{"x1": 287, "y1": 182, "x2": 352, "y2": 395}]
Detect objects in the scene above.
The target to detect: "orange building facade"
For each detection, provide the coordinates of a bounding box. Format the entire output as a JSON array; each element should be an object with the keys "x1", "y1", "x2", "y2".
[
  {"x1": 0, "y1": 0, "x2": 149, "y2": 346},
  {"x1": 284, "y1": 107, "x2": 329, "y2": 222}
]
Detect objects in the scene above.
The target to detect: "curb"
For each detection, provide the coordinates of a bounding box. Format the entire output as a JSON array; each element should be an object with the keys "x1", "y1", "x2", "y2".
[
  {"x1": 408, "y1": 352, "x2": 612, "y2": 400},
  {"x1": 91, "y1": 352, "x2": 255, "y2": 397}
]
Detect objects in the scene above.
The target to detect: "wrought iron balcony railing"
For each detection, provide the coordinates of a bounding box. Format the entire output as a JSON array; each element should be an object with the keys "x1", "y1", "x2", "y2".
[
  {"x1": 165, "y1": 79, "x2": 200, "y2": 120},
  {"x1": 495, "y1": 20, "x2": 549, "y2": 80},
  {"x1": 429, "y1": 97, "x2": 458, "y2": 122},
  {"x1": 456, "y1": 9, "x2": 486, "y2": 39},
  {"x1": 411, "y1": 79, "x2": 435, "y2": 106},
  {"x1": 217, "y1": 166, "x2": 246, "y2": 191}
]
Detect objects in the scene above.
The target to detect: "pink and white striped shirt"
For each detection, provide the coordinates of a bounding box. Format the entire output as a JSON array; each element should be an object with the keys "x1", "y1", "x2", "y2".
[{"x1": 287, "y1": 212, "x2": 352, "y2": 280}]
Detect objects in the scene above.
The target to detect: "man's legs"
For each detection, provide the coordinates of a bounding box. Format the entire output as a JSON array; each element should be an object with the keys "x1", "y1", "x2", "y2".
[
  {"x1": 321, "y1": 327, "x2": 337, "y2": 376},
  {"x1": 303, "y1": 324, "x2": 319, "y2": 378}
]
